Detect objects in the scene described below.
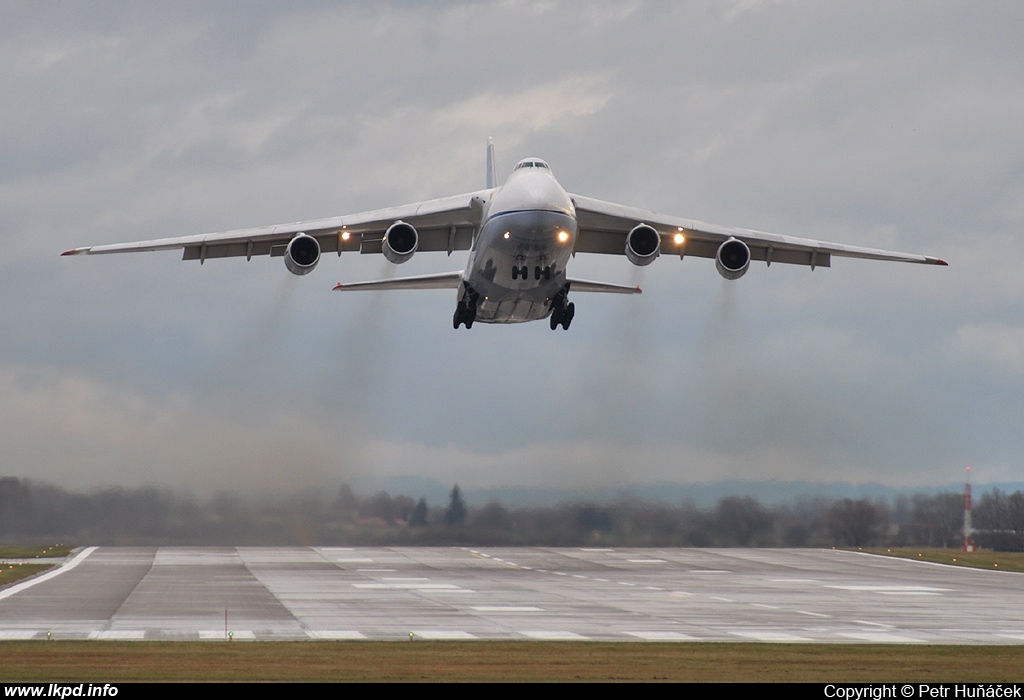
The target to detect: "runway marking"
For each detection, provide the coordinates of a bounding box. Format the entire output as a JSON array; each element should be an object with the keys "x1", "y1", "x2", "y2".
[
  {"x1": 690, "y1": 570, "x2": 730, "y2": 574},
  {"x1": 998, "y1": 633, "x2": 1024, "y2": 641},
  {"x1": 572, "y1": 574, "x2": 587, "y2": 579},
  {"x1": 854, "y1": 620, "x2": 894, "y2": 628},
  {"x1": 771, "y1": 578, "x2": 819, "y2": 584},
  {"x1": 89, "y1": 630, "x2": 145, "y2": 640},
  {"x1": 827, "y1": 585, "x2": 950, "y2": 594},
  {"x1": 710, "y1": 597, "x2": 734, "y2": 602},
  {"x1": 581, "y1": 548, "x2": 614, "y2": 552},
  {"x1": 472, "y1": 606, "x2": 543, "y2": 612},
  {"x1": 628, "y1": 559, "x2": 666, "y2": 563},
  {"x1": 626, "y1": 631, "x2": 696, "y2": 640},
  {"x1": 357, "y1": 568, "x2": 395, "y2": 572},
  {"x1": 750, "y1": 604, "x2": 779, "y2": 610},
  {"x1": 520, "y1": 630, "x2": 587, "y2": 640},
  {"x1": 430, "y1": 589, "x2": 476, "y2": 594},
  {"x1": 154, "y1": 551, "x2": 239, "y2": 565},
  {"x1": 731, "y1": 631, "x2": 812, "y2": 642},
  {"x1": 307, "y1": 630, "x2": 366, "y2": 639},
  {"x1": 840, "y1": 631, "x2": 924, "y2": 643},
  {"x1": 354, "y1": 583, "x2": 460, "y2": 589},
  {"x1": 593, "y1": 578, "x2": 610, "y2": 582},
  {"x1": 332, "y1": 558, "x2": 375, "y2": 563},
  {"x1": 383, "y1": 577, "x2": 430, "y2": 581},
  {"x1": 796, "y1": 610, "x2": 830, "y2": 618},
  {"x1": 199, "y1": 630, "x2": 255, "y2": 640},
  {"x1": 0, "y1": 631, "x2": 38, "y2": 639},
  {"x1": 412, "y1": 630, "x2": 476, "y2": 640},
  {"x1": 0, "y1": 546, "x2": 96, "y2": 602}
]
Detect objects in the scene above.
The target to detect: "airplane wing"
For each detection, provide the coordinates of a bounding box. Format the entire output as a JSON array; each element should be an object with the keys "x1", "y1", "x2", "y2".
[
  {"x1": 333, "y1": 272, "x2": 463, "y2": 291},
  {"x1": 62, "y1": 191, "x2": 492, "y2": 261},
  {"x1": 567, "y1": 278, "x2": 642, "y2": 294},
  {"x1": 570, "y1": 193, "x2": 947, "y2": 268}
]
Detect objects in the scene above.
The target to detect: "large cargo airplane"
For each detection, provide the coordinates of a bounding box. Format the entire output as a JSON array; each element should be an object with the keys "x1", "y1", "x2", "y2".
[{"x1": 64, "y1": 140, "x2": 946, "y2": 330}]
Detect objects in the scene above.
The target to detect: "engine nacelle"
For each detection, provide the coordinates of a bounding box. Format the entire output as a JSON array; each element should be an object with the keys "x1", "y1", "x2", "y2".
[
  {"x1": 382, "y1": 221, "x2": 418, "y2": 264},
  {"x1": 284, "y1": 233, "x2": 320, "y2": 276},
  {"x1": 625, "y1": 223, "x2": 660, "y2": 266},
  {"x1": 715, "y1": 238, "x2": 750, "y2": 280}
]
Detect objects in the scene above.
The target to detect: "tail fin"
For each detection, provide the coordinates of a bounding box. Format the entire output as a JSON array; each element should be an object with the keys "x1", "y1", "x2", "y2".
[{"x1": 486, "y1": 137, "x2": 497, "y2": 189}]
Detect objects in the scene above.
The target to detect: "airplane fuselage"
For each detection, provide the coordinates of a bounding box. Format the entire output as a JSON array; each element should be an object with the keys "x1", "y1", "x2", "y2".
[{"x1": 460, "y1": 159, "x2": 577, "y2": 324}]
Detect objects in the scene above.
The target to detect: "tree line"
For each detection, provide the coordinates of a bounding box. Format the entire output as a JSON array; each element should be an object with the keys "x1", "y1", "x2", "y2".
[{"x1": 1, "y1": 476, "x2": 1022, "y2": 549}]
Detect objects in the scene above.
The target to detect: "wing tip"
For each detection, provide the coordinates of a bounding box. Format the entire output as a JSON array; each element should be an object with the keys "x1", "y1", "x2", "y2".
[
  {"x1": 934, "y1": 258, "x2": 949, "y2": 266},
  {"x1": 61, "y1": 248, "x2": 88, "y2": 256},
  {"x1": 333, "y1": 282, "x2": 343, "y2": 290}
]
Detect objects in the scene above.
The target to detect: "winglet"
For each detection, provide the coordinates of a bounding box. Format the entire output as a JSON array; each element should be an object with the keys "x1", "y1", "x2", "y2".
[
  {"x1": 486, "y1": 137, "x2": 496, "y2": 189},
  {"x1": 61, "y1": 247, "x2": 89, "y2": 256}
]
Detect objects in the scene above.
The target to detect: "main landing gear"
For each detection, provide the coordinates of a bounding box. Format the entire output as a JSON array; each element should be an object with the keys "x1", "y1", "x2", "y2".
[
  {"x1": 549, "y1": 288, "x2": 575, "y2": 330},
  {"x1": 453, "y1": 287, "x2": 479, "y2": 329}
]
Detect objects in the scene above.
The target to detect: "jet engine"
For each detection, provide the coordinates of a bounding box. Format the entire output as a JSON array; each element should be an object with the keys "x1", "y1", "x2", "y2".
[
  {"x1": 715, "y1": 238, "x2": 750, "y2": 280},
  {"x1": 382, "y1": 221, "x2": 418, "y2": 264},
  {"x1": 625, "y1": 223, "x2": 660, "y2": 266},
  {"x1": 284, "y1": 233, "x2": 320, "y2": 276}
]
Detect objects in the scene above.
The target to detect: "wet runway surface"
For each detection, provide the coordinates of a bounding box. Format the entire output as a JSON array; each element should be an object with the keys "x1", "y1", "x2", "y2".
[{"x1": 0, "y1": 547, "x2": 1021, "y2": 642}]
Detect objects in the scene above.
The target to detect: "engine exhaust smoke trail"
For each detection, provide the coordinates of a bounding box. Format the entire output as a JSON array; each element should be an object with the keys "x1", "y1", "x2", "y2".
[
  {"x1": 692, "y1": 279, "x2": 750, "y2": 447},
  {"x1": 554, "y1": 266, "x2": 650, "y2": 489}
]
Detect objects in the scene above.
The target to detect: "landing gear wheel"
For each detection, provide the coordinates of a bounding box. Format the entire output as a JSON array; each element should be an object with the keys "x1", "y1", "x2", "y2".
[
  {"x1": 453, "y1": 301, "x2": 476, "y2": 329},
  {"x1": 562, "y1": 302, "x2": 575, "y2": 330}
]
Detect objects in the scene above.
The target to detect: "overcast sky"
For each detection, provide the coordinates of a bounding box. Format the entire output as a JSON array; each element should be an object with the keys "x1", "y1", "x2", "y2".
[{"x1": 2, "y1": 1, "x2": 1022, "y2": 496}]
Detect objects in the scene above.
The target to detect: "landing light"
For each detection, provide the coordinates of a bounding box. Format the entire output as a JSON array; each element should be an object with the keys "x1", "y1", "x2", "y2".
[
  {"x1": 503, "y1": 232, "x2": 510, "y2": 239},
  {"x1": 341, "y1": 231, "x2": 350, "y2": 241},
  {"x1": 557, "y1": 230, "x2": 569, "y2": 243},
  {"x1": 674, "y1": 232, "x2": 685, "y2": 245}
]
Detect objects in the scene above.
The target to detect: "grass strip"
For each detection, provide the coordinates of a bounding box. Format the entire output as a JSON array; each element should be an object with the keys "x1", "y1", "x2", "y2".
[
  {"x1": 0, "y1": 641, "x2": 1022, "y2": 682},
  {"x1": 859, "y1": 547, "x2": 1024, "y2": 573}
]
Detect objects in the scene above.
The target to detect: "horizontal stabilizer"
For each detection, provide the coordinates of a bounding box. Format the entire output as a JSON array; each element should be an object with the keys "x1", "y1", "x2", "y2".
[
  {"x1": 567, "y1": 278, "x2": 642, "y2": 294},
  {"x1": 333, "y1": 271, "x2": 462, "y2": 291}
]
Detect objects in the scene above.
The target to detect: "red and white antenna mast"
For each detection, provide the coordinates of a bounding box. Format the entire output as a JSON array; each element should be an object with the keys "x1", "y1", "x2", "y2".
[{"x1": 963, "y1": 466, "x2": 975, "y2": 552}]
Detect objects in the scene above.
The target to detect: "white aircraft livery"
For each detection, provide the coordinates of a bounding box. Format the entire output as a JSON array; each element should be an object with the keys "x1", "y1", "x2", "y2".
[{"x1": 64, "y1": 140, "x2": 946, "y2": 330}]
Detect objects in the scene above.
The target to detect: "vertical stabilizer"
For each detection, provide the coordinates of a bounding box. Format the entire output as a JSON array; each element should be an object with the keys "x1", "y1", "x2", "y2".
[{"x1": 486, "y1": 137, "x2": 497, "y2": 189}]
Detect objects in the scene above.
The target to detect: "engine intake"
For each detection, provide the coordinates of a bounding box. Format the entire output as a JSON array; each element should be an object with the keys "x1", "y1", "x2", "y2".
[
  {"x1": 625, "y1": 223, "x2": 660, "y2": 266},
  {"x1": 715, "y1": 238, "x2": 750, "y2": 280},
  {"x1": 382, "y1": 221, "x2": 418, "y2": 264},
  {"x1": 284, "y1": 233, "x2": 320, "y2": 276}
]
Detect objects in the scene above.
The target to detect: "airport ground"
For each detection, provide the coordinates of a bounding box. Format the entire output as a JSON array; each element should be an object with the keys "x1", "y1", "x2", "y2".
[
  {"x1": 2, "y1": 640, "x2": 1024, "y2": 682},
  {"x1": 1, "y1": 546, "x2": 1023, "y2": 681}
]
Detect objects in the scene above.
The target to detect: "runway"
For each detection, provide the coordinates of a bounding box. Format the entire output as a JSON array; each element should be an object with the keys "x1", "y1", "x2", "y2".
[{"x1": 0, "y1": 547, "x2": 1021, "y2": 642}]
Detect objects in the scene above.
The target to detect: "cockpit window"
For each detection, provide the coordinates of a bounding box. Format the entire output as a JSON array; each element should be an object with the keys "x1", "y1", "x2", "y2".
[{"x1": 514, "y1": 159, "x2": 550, "y2": 170}]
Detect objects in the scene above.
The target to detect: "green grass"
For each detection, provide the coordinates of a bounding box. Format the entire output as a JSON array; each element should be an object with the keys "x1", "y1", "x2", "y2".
[
  {"x1": 0, "y1": 563, "x2": 55, "y2": 587},
  {"x1": 0, "y1": 544, "x2": 73, "y2": 559},
  {"x1": 859, "y1": 547, "x2": 1024, "y2": 573},
  {"x1": 0, "y1": 642, "x2": 1021, "y2": 682}
]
